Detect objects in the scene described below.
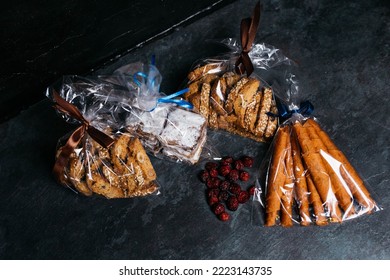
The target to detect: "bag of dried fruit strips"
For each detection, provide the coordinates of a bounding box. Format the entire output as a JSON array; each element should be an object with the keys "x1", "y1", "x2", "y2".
[{"x1": 253, "y1": 73, "x2": 381, "y2": 227}]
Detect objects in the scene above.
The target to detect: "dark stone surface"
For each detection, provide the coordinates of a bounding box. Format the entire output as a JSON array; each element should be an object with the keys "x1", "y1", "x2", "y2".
[
  {"x1": 0, "y1": 0, "x2": 234, "y2": 122},
  {"x1": 0, "y1": 0, "x2": 389, "y2": 259}
]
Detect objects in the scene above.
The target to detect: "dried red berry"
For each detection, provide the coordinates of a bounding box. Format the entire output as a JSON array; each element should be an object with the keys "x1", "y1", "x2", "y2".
[
  {"x1": 206, "y1": 178, "x2": 220, "y2": 189},
  {"x1": 207, "y1": 195, "x2": 219, "y2": 206},
  {"x1": 237, "y1": 190, "x2": 250, "y2": 204},
  {"x1": 199, "y1": 170, "x2": 210, "y2": 183},
  {"x1": 205, "y1": 162, "x2": 218, "y2": 171},
  {"x1": 229, "y1": 183, "x2": 241, "y2": 195},
  {"x1": 227, "y1": 196, "x2": 239, "y2": 211},
  {"x1": 228, "y1": 169, "x2": 239, "y2": 181},
  {"x1": 233, "y1": 160, "x2": 244, "y2": 170},
  {"x1": 248, "y1": 185, "x2": 255, "y2": 196},
  {"x1": 239, "y1": 171, "x2": 250, "y2": 182},
  {"x1": 218, "y1": 190, "x2": 229, "y2": 202},
  {"x1": 221, "y1": 156, "x2": 234, "y2": 165},
  {"x1": 209, "y1": 168, "x2": 219, "y2": 178},
  {"x1": 219, "y1": 164, "x2": 231, "y2": 177},
  {"x1": 218, "y1": 212, "x2": 230, "y2": 221},
  {"x1": 206, "y1": 188, "x2": 219, "y2": 198},
  {"x1": 219, "y1": 180, "x2": 230, "y2": 191},
  {"x1": 241, "y1": 156, "x2": 254, "y2": 167},
  {"x1": 212, "y1": 203, "x2": 225, "y2": 215}
]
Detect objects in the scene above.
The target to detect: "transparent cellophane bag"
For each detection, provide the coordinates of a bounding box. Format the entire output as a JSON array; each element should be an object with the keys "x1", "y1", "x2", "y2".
[
  {"x1": 109, "y1": 61, "x2": 217, "y2": 165},
  {"x1": 253, "y1": 76, "x2": 381, "y2": 227},
  {"x1": 182, "y1": 39, "x2": 294, "y2": 143},
  {"x1": 55, "y1": 129, "x2": 159, "y2": 199},
  {"x1": 47, "y1": 77, "x2": 159, "y2": 199}
]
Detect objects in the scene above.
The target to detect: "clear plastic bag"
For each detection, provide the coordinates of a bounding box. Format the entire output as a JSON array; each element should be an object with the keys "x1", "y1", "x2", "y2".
[
  {"x1": 255, "y1": 76, "x2": 381, "y2": 227},
  {"x1": 111, "y1": 60, "x2": 213, "y2": 165},
  {"x1": 181, "y1": 2, "x2": 294, "y2": 142},
  {"x1": 47, "y1": 88, "x2": 159, "y2": 199}
]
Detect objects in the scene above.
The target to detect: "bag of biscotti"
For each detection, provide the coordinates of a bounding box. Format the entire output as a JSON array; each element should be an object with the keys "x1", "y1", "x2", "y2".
[
  {"x1": 46, "y1": 82, "x2": 159, "y2": 199},
  {"x1": 252, "y1": 72, "x2": 382, "y2": 227},
  {"x1": 182, "y1": 2, "x2": 294, "y2": 142}
]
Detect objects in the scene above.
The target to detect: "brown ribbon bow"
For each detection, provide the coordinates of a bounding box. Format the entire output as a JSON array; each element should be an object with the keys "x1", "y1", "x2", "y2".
[
  {"x1": 235, "y1": 1, "x2": 261, "y2": 77},
  {"x1": 52, "y1": 90, "x2": 115, "y2": 182}
]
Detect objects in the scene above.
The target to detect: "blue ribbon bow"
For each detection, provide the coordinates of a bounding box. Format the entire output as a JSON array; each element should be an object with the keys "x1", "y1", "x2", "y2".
[
  {"x1": 132, "y1": 63, "x2": 193, "y2": 112},
  {"x1": 268, "y1": 100, "x2": 314, "y2": 119}
]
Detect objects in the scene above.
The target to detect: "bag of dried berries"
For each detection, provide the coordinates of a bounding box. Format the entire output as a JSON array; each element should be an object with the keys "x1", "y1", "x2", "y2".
[
  {"x1": 252, "y1": 72, "x2": 382, "y2": 227},
  {"x1": 181, "y1": 1, "x2": 295, "y2": 143},
  {"x1": 46, "y1": 77, "x2": 159, "y2": 199}
]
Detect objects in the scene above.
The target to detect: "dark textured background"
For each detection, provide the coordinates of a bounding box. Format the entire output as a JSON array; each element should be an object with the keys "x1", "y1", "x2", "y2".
[
  {"x1": 0, "y1": 0, "x2": 389, "y2": 259},
  {"x1": 0, "y1": 0, "x2": 234, "y2": 122}
]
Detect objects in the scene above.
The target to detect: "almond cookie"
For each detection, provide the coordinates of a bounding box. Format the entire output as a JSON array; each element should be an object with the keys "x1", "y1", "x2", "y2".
[
  {"x1": 127, "y1": 137, "x2": 156, "y2": 183},
  {"x1": 86, "y1": 171, "x2": 125, "y2": 199},
  {"x1": 224, "y1": 77, "x2": 249, "y2": 114},
  {"x1": 187, "y1": 63, "x2": 225, "y2": 82},
  {"x1": 199, "y1": 83, "x2": 211, "y2": 121},
  {"x1": 210, "y1": 77, "x2": 227, "y2": 115},
  {"x1": 233, "y1": 78, "x2": 260, "y2": 129},
  {"x1": 253, "y1": 87, "x2": 273, "y2": 137},
  {"x1": 244, "y1": 92, "x2": 262, "y2": 132},
  {"x1": 264, "y1": 100, "x2": 278, "y2": 138},
  {"x1": 68, "y1": 153, "x2": 93, "y2": 196}
]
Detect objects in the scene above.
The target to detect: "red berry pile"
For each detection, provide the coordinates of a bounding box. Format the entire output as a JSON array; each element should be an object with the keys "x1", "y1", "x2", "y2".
[{"x1": 199, "y1": 155, "x2": 256, "y2": 222}]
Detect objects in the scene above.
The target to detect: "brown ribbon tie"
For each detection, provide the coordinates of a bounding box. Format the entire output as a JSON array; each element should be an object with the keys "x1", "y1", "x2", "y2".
[
  {"x1": 52, "y1": 90, "x2": 115, "y2": 182},
  {"x1": 235, "y1": 1, "x2": 261, "y2": 77}
]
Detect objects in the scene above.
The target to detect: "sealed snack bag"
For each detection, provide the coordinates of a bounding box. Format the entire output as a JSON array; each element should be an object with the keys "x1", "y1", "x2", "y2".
[
  {"x1": 47, "y1": 85, "x2": 159, "y2": 199},
  {"x1": 182, "y1": 2, "x2": 293, "y2": 142},
  {"x1": 255, "y1": 75, "x2": 381, "y2": 227},
  {"x1": 112, "y1": 59, "x2": 212, "y2": 165}
]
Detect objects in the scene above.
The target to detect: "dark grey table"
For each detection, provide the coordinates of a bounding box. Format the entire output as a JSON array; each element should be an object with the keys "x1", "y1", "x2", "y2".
[{"x1": 0, "y1": 0, "x2": 389, "y2": 259}]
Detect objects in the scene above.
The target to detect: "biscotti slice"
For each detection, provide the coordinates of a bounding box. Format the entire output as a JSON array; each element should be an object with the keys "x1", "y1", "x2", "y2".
[
  {"x1": 210, "y1": 77, "x2": 228, "y2": 115},
  {"x1": 208, "y1": 107, "x2": 219, "y2": 129},
  {"x1": 187, "y1": 63, "x2": 225, "y2": 82},
  {"x1": 199, "y1": 83, "x2": 211, "y2": 121},
  {"x1": 253, "y1": 87, "x2": 273, "y2": 137},
  {"x1": 224, "y1": 77, "x2": 249, "y2": 114},
  {"x1": 185, "y1": 79, "x2": 202, "y2": 100},
  {"x1": 234, "y1": 78, "x2": 260, "y2": 129},
  {"x1": 68, "y1": 153, "x2": 93, "y2": 196},
  {"x1": 128, "y1": 137, "x2": 156, "y2": 182},
  {"x1": 189, "y1": 93, "x2": 201, "y2": 113},
  {"x1": 217, "y1": 114, "x2": 238, "y2": 130},
  {"x1": 223, "y1": 72, "x2": 241, "y2": 89},
  {"x1": 244, "y1": 91, "x2": 262, "y2": 132},
  {"x1": 86, "y1": 171, "x2": 125, "y2": 199},
  {"x1": 264, "y1": 99, "x2": 278, "y2": 138}
]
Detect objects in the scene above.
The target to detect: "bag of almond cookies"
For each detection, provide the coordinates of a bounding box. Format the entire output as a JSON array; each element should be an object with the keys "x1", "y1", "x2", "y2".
[
  {"x1": 46, "y1": 80, "x2": 159, "y2": 199},
  {"x1": 182, "y1": 2, "x2": 294, "y2": 142}
]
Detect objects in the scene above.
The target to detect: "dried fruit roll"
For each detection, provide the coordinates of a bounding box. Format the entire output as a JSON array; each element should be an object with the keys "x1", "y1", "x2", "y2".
[
  {"x1": 265, "y1": 126, "x2": 289, "y2": 226},
  {"x1": 306, "y1": 175, "x2": 328, "y2": 226},
  {"x1": 280, "y1": 133, "x2": 294, "y2": 227},
  {"x1": 304, "y1": 122, "x2": 356, "y2": 218},
  {"x1": 305, "y1": 119, "x2": 376, "y2": 211},
  {"x1": 293, "y1": 122, "x2": 343, "y2": 223},
  {"x1": 290, "y1": 130, "x2": 311, "y2": 226}
]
